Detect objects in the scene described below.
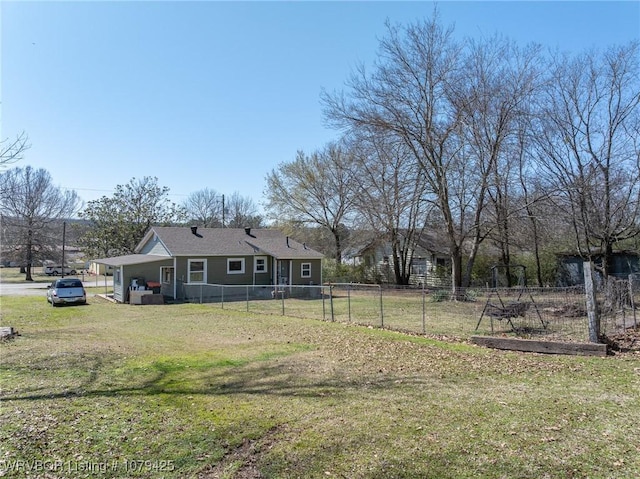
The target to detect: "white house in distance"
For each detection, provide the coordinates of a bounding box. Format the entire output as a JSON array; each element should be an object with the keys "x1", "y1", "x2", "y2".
[{"x1": 344, "y1": 230, "x2": 451, "y2": 287}]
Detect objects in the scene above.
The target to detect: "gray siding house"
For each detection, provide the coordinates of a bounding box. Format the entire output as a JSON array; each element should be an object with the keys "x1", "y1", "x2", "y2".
[{"x1": 93, "y1": 226, "x2": 324, "y2": 303}]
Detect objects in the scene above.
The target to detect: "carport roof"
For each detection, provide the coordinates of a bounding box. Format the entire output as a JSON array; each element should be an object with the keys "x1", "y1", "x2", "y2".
[{"x1": 92, "y1": 254, "x2": 171, "y2": 267}]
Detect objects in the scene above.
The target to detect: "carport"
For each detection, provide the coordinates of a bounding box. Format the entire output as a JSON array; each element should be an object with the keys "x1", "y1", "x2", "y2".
[{"x1": 92, "y1": 254, "x2": 174, "y2": 303}]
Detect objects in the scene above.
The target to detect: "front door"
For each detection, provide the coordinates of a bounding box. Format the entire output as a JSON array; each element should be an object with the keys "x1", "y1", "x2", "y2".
[
  {"x1": 161, "y1": 266, "x2": 174, "y2": 298},
  {"x1": 277, "y1": 260, "x2": 289, "y2": 286}
]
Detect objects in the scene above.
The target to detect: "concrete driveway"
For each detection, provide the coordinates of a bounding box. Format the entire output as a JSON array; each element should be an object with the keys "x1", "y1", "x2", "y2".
[{"x1": 0, "y1": 282, "x2": 52, "y2": 296}]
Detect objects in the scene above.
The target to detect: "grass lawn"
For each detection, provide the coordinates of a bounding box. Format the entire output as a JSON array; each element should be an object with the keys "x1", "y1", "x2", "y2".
[
  {"x1": 0, "y1": 265, "x2": 92, "y2": 283},
  {"x1": 1, "y1": 294, "x2": 639, "y2": 478}
]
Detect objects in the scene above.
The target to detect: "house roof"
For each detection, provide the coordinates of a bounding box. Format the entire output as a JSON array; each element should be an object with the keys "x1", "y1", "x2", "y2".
[
  {"x1": 137, "y1": 227, "x2": 324, "y2": 260},
  {"x1": 92, "y1": 254, "x2": 171, "y2": 267}
]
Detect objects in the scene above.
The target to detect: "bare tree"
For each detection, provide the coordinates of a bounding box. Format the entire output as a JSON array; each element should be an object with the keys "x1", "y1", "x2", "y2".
[
  {"x1": 347, "y1": 133, "x2": 431, "y2": 285},
  {"x1": 0, "y1": 166, "x2": 79, "y2": 280},
  {"x1": 265, "y1": 143, "x2": 357, "y2": 263},
  {"x1": 536, "y1": 42, "x2": 640, "y2": 277},
  {"x1": 323, "y1": 14, "x2": 484, "y2": 294},
  {"x1": 224, "y1": 192, "x2": 264, "y2": 228},
  {"x1": 183, "y1": 188, "x2": 224, "y2": 227},
  {"x1": 452, "y1": 37, "x2": 543, "y2": 286},
  {"x1": 0, "y1": 131, "x2": 30, "y2": 168}
]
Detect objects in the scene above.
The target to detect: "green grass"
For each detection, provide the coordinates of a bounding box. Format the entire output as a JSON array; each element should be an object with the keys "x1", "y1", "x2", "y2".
[
  {"x1": 1, "y1": 295, "x2": 639, "y2": 478},
  {"x1": 216, "y1": 288, "x2": 596, "y2": 342},
  {"x1": 0, "y1": 267, "x2": 52, "y2": 283}
]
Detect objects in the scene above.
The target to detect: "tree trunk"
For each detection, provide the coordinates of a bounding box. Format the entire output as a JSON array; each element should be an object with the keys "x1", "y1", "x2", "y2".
[
  {"x1": 450, "y1": 245, "x2": 464, "y2": 299},
  {"x1": 25, "y1": 228, "x2": 34, "y2": 282},
  {"x1": 528, "y1": 212, "x2": 544, "y2": 287},
  {"x1": 333, "y1": 228, "x2": 342, "y2": 264}
]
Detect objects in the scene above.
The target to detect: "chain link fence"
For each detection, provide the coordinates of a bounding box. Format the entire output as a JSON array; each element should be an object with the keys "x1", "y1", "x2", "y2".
[
  {"x1": 596, "y1": 274, "x2": 639, "y2": 348},
  {"x1": 180, "y1": 279, "x2": 639, "y2": 345}
]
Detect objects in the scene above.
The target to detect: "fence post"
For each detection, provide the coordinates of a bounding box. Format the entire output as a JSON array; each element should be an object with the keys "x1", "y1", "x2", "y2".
[
  {"x1": 221, "y1": 285, "x2": 224, "y2": 309},
  {"x1": 281, "y1": 287, "x2": 285, "y2": 315},
  {"x1": 422, "y1": 284, "x2": 426, "y2": 335},
  {"x1": 199, "y1": 284, "x2": 203, "y2": 304},
  {"x1": 348, "y1": 285, "x2": 351, "y2": 322},
  {"x1": 322, "y1": 285, "x2": 326, "y2": 320},
  {"x1": 629, "y1": 274, "x2": 637, "y2": 329},
  {"x1": 246, "y1": 285, "x2": 249, "y2": 312},
  {"x1": 379, "y1": 285, "x2": 384, "y2": 328},
  {"x1": 583, "y1": 261, "x2": 600, "y2": 343},
  {"x1": 329, "y1": 284, "x2": 335, "y2": 322}
]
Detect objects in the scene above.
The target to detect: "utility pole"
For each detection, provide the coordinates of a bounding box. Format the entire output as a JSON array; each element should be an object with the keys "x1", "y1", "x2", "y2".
[
  {"x1": 61, "y1": 221, "x2": 66, "y2": 278},
  {"x1": 221, "y1": 194, "x2": 225, "y2": 227}
]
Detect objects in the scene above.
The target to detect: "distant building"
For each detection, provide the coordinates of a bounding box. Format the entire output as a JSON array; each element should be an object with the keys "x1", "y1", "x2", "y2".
[{"x1": 556, "y1": 251, "x2": 640, "y2": 286}]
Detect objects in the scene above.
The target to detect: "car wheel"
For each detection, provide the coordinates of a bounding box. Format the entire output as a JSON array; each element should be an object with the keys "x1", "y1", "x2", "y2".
[{"x1": 70, "y1": 270, "x2": 77, "y2": 275}]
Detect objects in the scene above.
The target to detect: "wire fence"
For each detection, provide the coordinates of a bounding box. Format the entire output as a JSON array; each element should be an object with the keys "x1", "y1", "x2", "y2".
[{"x1": 181, "y1": 280, "x2": 639, "y2": 345}]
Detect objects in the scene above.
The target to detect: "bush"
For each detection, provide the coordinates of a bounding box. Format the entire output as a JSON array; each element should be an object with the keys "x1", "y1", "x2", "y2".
[{"x1": 430, "y1": 289, "x2": 449, "y2": 302}]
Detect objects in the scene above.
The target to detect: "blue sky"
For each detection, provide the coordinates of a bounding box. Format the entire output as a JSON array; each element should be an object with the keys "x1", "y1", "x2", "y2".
[{"x1": 2, "y1": 1, "x2": 639, "y2": 214}]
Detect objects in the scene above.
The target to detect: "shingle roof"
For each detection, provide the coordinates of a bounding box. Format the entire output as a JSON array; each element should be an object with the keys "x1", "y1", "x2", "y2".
[
  {"x1": 92, "y1": 254, "x2": 171, "y2": 267},
  {"x1": 139, "y1": 227, "x2": 324, "y2": 260}
]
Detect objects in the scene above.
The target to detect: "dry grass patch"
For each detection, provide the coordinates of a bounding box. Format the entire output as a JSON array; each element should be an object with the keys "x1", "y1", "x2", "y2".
[{"x1": 1, "y1": 296, "x2": 639, "y2": 478}]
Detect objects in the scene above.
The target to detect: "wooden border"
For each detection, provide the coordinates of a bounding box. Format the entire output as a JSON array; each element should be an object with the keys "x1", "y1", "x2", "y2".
[{"x1": 470, "y1": 336, "x2": 607, "y2": 357}]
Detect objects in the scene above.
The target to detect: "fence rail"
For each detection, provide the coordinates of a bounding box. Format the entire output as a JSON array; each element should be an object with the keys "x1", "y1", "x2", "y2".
[{"x1": 180, "y1": 281, "x2": 638, "y2": 345}]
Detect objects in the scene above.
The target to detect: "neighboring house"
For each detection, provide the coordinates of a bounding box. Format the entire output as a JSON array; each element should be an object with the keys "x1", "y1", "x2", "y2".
[
  {"x1": 556, "y1": 251, "x2": 640, "y2": 286},
  {"x1": 92, "y1": 226, "x2": 324, "y2": 303},
  {"x1": 344, "y1": 230, "x2": 451, "y2": 287},
  {"x1": 88, "y1": 262, "x2": 114, "y2": 276}
]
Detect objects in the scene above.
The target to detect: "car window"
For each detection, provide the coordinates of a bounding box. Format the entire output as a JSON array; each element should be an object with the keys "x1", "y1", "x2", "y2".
[{"x1": 57, "y1": 280, "x2": 83, "y2": 288}]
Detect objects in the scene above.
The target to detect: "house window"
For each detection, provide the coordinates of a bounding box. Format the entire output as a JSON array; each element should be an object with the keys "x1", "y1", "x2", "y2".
[
  {"x1": 301, "y1": 262, "x2": 311, "y2": 278},
  {"x1": 411, "y1": 258, "x2": 427, "y2": 275},
  {"x1": 227, "y1": 258, "x2": 245, "y2": 275},
  {"x1": 162, "y1": 267, "x2": 174, "y2": 284},
  {"x1": 114, "y1": 269, "x2": 121, "y2": 285},
  {"x1": 188, "y1": 259, "x2": 206, "y2": 283},
  {"x1": 255, "y1": 256, "x2": 267, "y2": 273}
]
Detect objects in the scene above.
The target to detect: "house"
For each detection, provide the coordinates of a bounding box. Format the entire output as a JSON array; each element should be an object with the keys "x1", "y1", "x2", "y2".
[
  {"x1": 87, "y1": 262, "x2": 114, "y2": 276},
  {"x1": 344, "y1": 230, "x2": 451, "y2": 287},
  {"x1": 92, "y1": 226, "x2": 324, "y2": 303}
]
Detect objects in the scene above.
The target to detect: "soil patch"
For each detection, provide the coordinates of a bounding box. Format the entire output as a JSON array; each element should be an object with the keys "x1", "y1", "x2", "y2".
[{"x1": 602, "y1": 325, "x2": 640, "y2": 353}]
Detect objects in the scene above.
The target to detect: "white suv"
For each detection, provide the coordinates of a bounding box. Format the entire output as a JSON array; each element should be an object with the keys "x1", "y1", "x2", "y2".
[{"x1": 44, "y1": 265, "x2": 77, "y2": 276}]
